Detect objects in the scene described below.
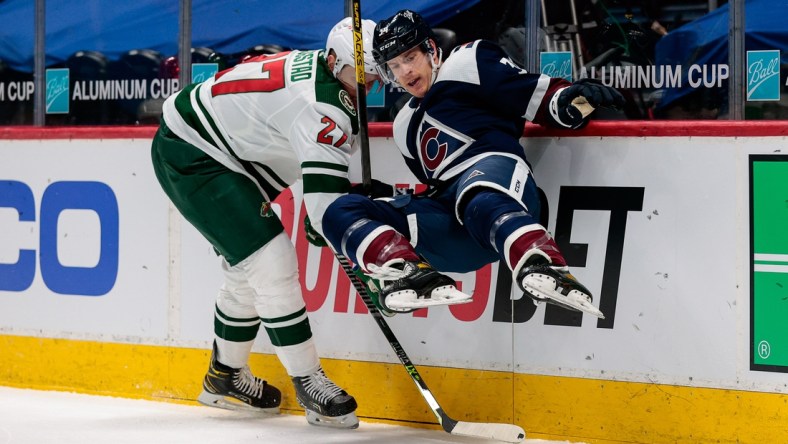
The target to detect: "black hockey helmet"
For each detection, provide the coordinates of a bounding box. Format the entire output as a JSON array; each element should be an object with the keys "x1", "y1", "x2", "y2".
[{"x1": 372, "y1": 10, "x2": 437, "y2": 84}]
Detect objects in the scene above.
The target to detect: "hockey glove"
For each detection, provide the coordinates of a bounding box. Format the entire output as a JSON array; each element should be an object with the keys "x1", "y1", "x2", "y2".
[
  {"x1": 349, "y1": 179, "x2": 396, "y2": 199},
  {"x1": 303, "y1": 215, "x2": 327, "y2": 247},
  {"x1": 555, "y1": 78, "x2": 625, "y2": 128}
]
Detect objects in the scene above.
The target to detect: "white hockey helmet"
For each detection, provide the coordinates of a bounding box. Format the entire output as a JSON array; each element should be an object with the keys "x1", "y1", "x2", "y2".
[{"x1": 326, "y1": 17, "x2": 377, "y2": 77}]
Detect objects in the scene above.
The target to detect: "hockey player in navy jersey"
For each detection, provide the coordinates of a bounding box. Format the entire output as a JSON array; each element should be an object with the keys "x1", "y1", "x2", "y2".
[
  {"x1": 151, "y1": 18, "x2": 382, "y2": 428},
  {"x1": 320, "y1": 9, "x2": 624, "y2": 318}
]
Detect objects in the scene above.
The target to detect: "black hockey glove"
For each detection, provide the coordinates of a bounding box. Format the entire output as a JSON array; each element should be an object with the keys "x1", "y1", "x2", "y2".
[
  {"x1": 556, "y1": 78, "x2": 625, "y2": 128},
  {"x1": 349, "y1": 179, "x2": 396, "y2": 199},
  {"x1": 303, "y1": 215, "x2": 327, "y2": 247}
]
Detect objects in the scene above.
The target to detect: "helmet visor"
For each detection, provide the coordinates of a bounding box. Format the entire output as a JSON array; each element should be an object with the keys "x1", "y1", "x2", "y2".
[{"x1": 375, "y1": 62, "x2": 399, "y2": 85}]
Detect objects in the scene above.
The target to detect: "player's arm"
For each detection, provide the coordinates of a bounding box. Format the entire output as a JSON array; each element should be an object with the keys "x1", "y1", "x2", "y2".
[
  {"x1": 290, "y1": 104, "x2": 355, "y2": 240},
  {"x1": 456, "y1": 40, "x2": 563, "y2": 123},
  {"x1": 541, "y1": 78, "x2": 626, "y2": 128},
  {"x1": 469, "y1": 40, "x2": 624, "y2": 128}
]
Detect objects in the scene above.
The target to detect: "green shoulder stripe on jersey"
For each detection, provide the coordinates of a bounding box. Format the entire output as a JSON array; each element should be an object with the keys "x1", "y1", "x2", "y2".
[
  {"x1": 302, "y1": 173, "x2": 350, "y2": 195},
  {"x1": 315, "y1": 54, "x2": 359, "y2": 134},
  {"x1": 173, "y1": 83, "x2": 236, "y2": 163},
  {"x1": 193, "y1": 87, "x2": 235, "y2": 155},
  {"x1": 173, "y1": 83, "x2": 217, "y2": 145},
  {"x1": 301, "y1": 161, "x2": 349, "y2": 173}
]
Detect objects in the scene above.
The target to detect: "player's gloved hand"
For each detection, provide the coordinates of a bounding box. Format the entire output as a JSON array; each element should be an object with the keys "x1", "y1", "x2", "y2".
[
  {"x1": 556, "y1": 78, "x2": 625, "y2": 128},
  {"x1": 349, "y1": 179, "x2": 396, "y2": 199},
  {"x1": 303, "y1": 215, "x2": 327, "y2": 247}
]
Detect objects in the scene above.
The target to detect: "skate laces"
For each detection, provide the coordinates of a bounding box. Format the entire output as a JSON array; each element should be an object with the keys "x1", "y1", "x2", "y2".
[
  {"x1": 233, "y1": 366, "x2": 266, "y2": 399},
  {"x1": 300, "y1": 369, "x2": 343, "y2": 405},
  {"x1": 366, "y1": 258, "x2": 411, "y2": 281},
  {"x1": 367, "y1": 259, "x2": 423, "y2": 282}
]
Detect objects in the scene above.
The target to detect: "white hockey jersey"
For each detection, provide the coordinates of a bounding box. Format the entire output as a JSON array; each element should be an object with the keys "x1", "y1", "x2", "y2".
[{"x1": 162, "y1": 50, "x2": 360, "y2": 236}]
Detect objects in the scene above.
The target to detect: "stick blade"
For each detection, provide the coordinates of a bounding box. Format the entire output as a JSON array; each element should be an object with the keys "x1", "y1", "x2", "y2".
[{"x1": 451, "y1": 421, "x2": 525, "y2": 443}]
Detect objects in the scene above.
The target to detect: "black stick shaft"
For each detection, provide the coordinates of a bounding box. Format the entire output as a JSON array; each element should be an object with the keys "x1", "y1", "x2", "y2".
[
  {"x1": 334, "y1": 254, "x2": 458, "y2": 432},
  {"x1": 350, "y1": 0, "x2": 372, "y2": 192}
]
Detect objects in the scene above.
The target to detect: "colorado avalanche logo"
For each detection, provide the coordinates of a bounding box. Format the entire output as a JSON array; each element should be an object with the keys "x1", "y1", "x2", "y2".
[
  {"x1": 417, "y1": 117, "x2": 472, "y2": 175},
  {"x1": 420, "y1": 127, "x2": 447, "y2": 171}
]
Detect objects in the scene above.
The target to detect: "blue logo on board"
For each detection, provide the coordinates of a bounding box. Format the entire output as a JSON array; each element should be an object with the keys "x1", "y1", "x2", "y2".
[
  {"x1": 540, "y1": 52, "x2": 573, "y2": 81},
  {"x1": 747, "y1": 50, "x2": 780, "y2": 101},
  {"x1": 45, "y1": 68, "x2": 69, "y2": 114},
  {"x1": 191, "y1": 63, "x2": 219, "y2": 84}
]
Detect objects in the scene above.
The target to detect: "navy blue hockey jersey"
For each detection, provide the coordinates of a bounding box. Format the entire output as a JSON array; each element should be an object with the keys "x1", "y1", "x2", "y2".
[{"x1": 392, "y1": 39, "x2": 570, "y2": 185}]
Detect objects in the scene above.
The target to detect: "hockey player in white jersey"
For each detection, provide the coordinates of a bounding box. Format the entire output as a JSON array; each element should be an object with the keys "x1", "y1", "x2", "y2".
[
  {"x1": 322, "y1": 10, "x2": 625, "y2": 318},
  {"x1": 150, "y1": 17, "x2": 380, "y2": 428}
]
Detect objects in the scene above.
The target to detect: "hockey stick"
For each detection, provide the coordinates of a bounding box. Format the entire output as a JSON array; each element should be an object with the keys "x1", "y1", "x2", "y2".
[
  {"x1": 349, "y1": 0, "x2": 372, "y2": 193},
  {"x1": 343, "y1": 2, "x2": 522, "y2": 441},
  {"x1": 335, "y1": 254, "x2": 526, "y2": 443}
]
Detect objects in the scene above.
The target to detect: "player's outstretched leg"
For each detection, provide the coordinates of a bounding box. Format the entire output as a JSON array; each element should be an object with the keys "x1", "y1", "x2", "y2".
[
  {"x1": 517, "y1": 255, "x2": 605, "y2": 319},
  {"x1": 197, "y1": 341, "x2": 281, "y2": 412},
  {"x1": 367, "y1": 258, "x2": 472, "y2": 312},
  {"x1": 291, "y1": 368, "x2": 359, "y2": 429}
]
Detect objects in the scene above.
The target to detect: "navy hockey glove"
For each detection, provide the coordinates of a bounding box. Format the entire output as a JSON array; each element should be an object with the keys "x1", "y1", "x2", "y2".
[
  {"x1": 555, "y1": 79, "x2": 625, "y2": 128},
  {"x1": 349, "y1": 179, "x2": 396, "y2": 199},
  {"x1": 303, "y1": 215, "x2": 327, "y2": 247}
]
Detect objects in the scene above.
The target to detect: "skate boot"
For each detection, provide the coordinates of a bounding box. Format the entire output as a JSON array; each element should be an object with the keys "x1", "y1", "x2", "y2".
[
  {"x1": 292, "y1": 368, "x2": 359, "y2": 429},
  {"x1": 517, "y1": 256, "x2": 604, "y2": 318},
  {"x1": 367, "y1": 258, "x2": 472, "y2": 312},
  {"x1": 352, "y1": 266, "x2": 398, "y2": 317},
  {"x1": 197, "y1": 342, "x2": 281, "y2": 412}
]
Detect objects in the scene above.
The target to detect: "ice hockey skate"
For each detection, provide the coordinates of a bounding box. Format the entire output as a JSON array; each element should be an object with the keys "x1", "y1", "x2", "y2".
[
  {"x1": 367, "y1": 259, "x2": 472, "y2": 312},
  {"x1": 351, "y1": 266, "x2": 399, "y2": 317},
  {"x1": 197, "y1": 342, "x2": 281, "y2": 412},
  {"x1": 292, "y1": 368, "x2": 359, "y2": 429},
  {"x1": 517, "y1": 257, "x2": 605, "y2": 319}
]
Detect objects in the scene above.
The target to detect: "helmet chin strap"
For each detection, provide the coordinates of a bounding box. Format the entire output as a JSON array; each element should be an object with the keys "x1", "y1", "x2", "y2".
[{"x1": 427, "y1": 47, "x2": 443, "y2": 89}]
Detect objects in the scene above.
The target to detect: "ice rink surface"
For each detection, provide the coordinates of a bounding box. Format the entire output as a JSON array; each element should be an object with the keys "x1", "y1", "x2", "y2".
[{"x1": 0, "y1": 386, "x2": 583, "y2": 444}]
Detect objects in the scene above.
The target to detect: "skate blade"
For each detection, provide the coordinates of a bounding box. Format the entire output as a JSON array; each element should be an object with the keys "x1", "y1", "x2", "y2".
[
  {"x1": 386, "y1": 286, "x2": 472, "y2": 310},
  {"x1": 523, "y1": 278, "x2": 605, "y2": 319},
  {"x1": 305, "y1": 410, "x2": 359, "y2": 429},
  {"x1": 197, "y1": 390, "x2": 280, "y2": 414}
]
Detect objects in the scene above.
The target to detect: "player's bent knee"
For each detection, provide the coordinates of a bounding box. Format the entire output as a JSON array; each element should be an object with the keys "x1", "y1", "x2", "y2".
[
  {"x1": 323, "y1": 194, "x2": 377, "y2": 245},
  {"x1": 327, "y1": 193, "x2": 377, "y2": 214},
  {"x1": 461, "y1": 189, "x2": 525, "y2": 224}
]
